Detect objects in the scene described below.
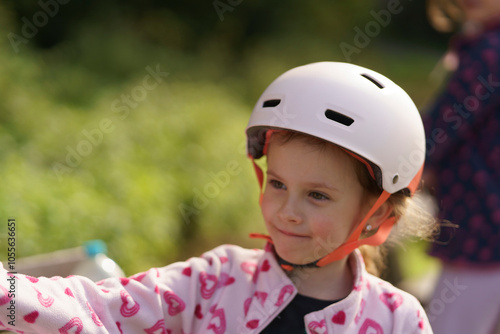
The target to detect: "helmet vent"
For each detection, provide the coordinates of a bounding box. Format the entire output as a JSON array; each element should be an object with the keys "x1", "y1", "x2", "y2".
[
  {"x1": 262, "y1": 99, "x2": 281, "y2": 108},
  {"x1": 325, "y1": 109, "x2": 354, "y2": 126},
  {"x1": 361, "y1": 74, "x2": 385, "y2": 89}
]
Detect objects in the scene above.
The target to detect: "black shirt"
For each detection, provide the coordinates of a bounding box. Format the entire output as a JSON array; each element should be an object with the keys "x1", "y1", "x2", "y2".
[{"x1": 260, "y1": 293, "x2": 339, "y2": 333}]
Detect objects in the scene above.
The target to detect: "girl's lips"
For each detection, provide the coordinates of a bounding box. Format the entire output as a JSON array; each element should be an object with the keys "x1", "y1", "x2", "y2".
[{"x1": 276, "y1": 228, "x2": 309, "y2": 238}]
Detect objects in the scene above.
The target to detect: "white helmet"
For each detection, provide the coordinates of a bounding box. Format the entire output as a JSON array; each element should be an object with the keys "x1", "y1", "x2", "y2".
[{"x1": 246, "y1": 61, "x2": 425, "y2": 195}]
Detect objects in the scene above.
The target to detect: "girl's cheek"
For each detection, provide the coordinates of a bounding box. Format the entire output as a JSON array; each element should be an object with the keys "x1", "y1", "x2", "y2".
[{"x1": 260, "y1": 195, "x2": 273, "y2": 221}]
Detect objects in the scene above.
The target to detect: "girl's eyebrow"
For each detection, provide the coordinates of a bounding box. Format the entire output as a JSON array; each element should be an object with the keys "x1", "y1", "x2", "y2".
[
  {"x1": 306, "y1": 181, "x2": 340, "y2": 193},
  {"x1": 266, "y1": 169, "x2": 340, "y2": 193},
  {"x1": 266, "y1": 169, "x2": 282, "y2": 181}
]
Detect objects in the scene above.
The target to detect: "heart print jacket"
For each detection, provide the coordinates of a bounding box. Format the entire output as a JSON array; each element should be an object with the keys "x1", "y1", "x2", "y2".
[{"x1": 0, "y1": 243, "x2": 432, "y2": 333}]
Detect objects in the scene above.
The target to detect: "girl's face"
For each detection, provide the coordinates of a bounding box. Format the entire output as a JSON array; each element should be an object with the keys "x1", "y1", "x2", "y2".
[
  {"x1": 456, "y1": 0, "x2": 500, "y2": 24},
  {"x1": 261, "y1": 136, "x2": 369, "y2": 265}
]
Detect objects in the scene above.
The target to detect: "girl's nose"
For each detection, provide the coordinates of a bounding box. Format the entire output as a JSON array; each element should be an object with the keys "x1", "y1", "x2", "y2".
[{"x1": 277, "y1": 195, "x2": 303, "y2": 224}]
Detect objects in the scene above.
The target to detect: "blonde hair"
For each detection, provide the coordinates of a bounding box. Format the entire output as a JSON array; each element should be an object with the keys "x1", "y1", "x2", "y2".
[
  {"x1": 426, "y1": 0, "x2": 464, "y2": 32},
  {"x1": 271, "y1": 130, "x2": 438, "y2": 276}
]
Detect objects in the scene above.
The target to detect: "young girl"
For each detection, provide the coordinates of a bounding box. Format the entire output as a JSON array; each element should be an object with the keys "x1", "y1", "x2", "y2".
[
  {"x1": 0, "y1": 62, "x2": 435, "y2": 333},
  {"x1": 424, "y1": 0, "x2": 500, "y2": 332}
]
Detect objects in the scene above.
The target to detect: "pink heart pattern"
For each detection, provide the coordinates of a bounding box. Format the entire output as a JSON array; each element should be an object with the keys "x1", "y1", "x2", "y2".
[
  {"x1": 144, "y1": 319, "x2": 170, "y2": 334},
  {"x1": 417, "y1": 310, "x2": 425, "y2": 330},
  {"x1": 216, "y1": 273, "x2": 235, "y2": 288},
  {"x1": 64, "y1": 287, "x2": 75, "y2": 298},
  {"x1": 87, "y1": 301, "x2": 103, "y2": 326},
  {"x1": 207, "y1": 304, "x2": 226, "y2": 334},
  {"x1": 252, "y1": 259, "x2": 271, "y2": 283},
  {"x1": 308, "y1": 319, "x2": 327, "y2": 334},
  {"x1": 120, "y1": 290, "x2": 140, "y2": 317},
  {"x1": 199, "y1": 272, "x2": 217, "y2": 299},
  {"x1": 120, "y1": 277, "x2": 130, "y2": 286},
  {"x1": 0, "y1": 246, "x2": 426, "y2": 334},
  {"x1": 131, "y1": 272, "x2": 147, "y2": 282},
  {"x1": 240, "y1": 261, "x2": 257, "y2": 276},
  {"x1": 34, "y1": 287, "x2": 54, "y2": 307},
  {"x1": 23, "y1": 310, "x2": 39, "y2": 324},
  {"x1": 260, "y1": 260, "x2": 270, "y2": 272},
  {"x1": 163, "y1": 291, "x2": 185, "y2": 316},
  {"x1": 254, "y1": 291, "x2": 268, "y2": 306},
  {"x1": 116, "y1": 321, "x2": 123, "y2": 334},
  {"x1": 275, "y1": 284, "x2": 294, "y2": 306},
  {"x1": 59, "y1": 317, "x2": 84, "y2": 334},
  {"x1": 355, "y1": 299, "x2": 366, "y2": 324},
  {"x1": 25, "y1": 276, "x2": 39, "y2": 283},
  {"x1": 331, "y1": 310, "x2": 346, "y2": 325},
  {"x1": 243, "y1": 297, "x2": 252, "y2": 316},
  {"x1": 358, "y1": 318, "x2": 383, "y2": 334},
  {"x1": 182, "y1": 267, "x2": 192, "y2": 277},
  {"x1": 246, "y1": 319, "x2": 259, "y2": 329},
  {"x1": 379, "y1": 292, "x2": 403, "y2": 313},
  {"x1": 0, "y1": 284, "x2": 12, "y2": 306},
  {"x1": 194, "y1": 304, "x2": 203, "y2": 319}
]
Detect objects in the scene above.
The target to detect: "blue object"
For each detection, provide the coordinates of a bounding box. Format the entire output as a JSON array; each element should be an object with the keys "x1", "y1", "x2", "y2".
[{"x1": 83, "y1": 240, "x2": 107, "y2": 257}]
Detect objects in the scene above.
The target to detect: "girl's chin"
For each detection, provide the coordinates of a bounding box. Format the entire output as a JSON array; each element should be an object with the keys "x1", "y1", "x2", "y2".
[{"x1": 274, "y1": 248, "x2": 318, "y2": 266}]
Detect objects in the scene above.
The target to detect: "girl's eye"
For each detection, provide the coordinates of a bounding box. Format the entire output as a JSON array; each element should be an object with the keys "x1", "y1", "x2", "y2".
[
  {"x1": 309, "y1": 192, "x2": 329, "y2": 201},
  {"x1": 269, "y1": 179, "x2": 285, "y2": 190}
]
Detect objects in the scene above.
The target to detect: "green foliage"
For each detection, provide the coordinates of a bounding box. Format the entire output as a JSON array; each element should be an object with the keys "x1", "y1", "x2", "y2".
[
  {"x1": 0, "y1": 26, "x2": 266, "y2": 275},
  {"x1": 0, "y1": 2, "x2": 443, "y2": 278}
]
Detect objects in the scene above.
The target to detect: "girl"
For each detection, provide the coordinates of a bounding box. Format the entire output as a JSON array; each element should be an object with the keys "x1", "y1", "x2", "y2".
[
  {"x1": 1, "y1": 62, "x2": 435, "y2": 333},
  {"x1": 424, "y1": 0, "x2": 500, "y2": 332}
]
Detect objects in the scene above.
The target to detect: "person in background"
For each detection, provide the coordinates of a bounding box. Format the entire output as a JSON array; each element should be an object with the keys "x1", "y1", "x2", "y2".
[{"x1": 424, "y1": 0, "x2": 500, "y2": 333}]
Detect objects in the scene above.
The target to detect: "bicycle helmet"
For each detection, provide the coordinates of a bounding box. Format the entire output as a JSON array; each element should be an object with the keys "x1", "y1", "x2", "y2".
[{"x1": 246, "y1": 62, "x2": 425, "y2": 267}]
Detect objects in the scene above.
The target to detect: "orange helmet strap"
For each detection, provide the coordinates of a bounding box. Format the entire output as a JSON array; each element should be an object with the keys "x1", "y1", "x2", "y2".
[{"x1": 316, "y1": 190, "x2": 393, "y2": 266}]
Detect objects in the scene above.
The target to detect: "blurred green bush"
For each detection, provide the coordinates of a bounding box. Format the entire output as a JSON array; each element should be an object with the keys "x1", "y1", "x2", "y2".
[{"x1": 0, "y1": 2, "x2": 443, "y2": 277}]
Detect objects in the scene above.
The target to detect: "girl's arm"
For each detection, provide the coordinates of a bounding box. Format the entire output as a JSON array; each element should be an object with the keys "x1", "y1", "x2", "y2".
[{"x1": 0, "y1": 260, "x2": 190, "y2": 334}]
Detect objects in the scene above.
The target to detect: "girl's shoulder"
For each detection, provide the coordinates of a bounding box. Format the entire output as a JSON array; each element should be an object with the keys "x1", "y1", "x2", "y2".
[
  {"x1": 205, "y1": 244, "x2": 265, "y2": 259},
  {"x1": 171, "y1": 244, "x2": 267, "y2": 277},
  {"x1": 356, "y1": 273, "x2": 430, "y2": 332},
  {"x1": 349, "y1": 250, "x2": 424, "y2": 311},
  {"x1": 198, "y1": 244, "x2": 266, "y2": 266},
  {"x1": 363, "y1": 272, "x2": 423, "y2": 308},
  {"x1": 362, "y1": 272, "x2": 429, "y2": 326}
]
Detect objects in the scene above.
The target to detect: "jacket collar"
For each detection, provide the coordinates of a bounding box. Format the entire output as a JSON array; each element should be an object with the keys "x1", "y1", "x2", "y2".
[{"x1": 239, "y1": 245, "x2": 368, "y2": 332}]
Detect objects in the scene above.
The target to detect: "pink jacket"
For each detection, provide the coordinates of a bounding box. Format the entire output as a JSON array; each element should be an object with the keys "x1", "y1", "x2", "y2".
[{"x1": 0, "y1": 244, "x2": 431, "y2": 333}]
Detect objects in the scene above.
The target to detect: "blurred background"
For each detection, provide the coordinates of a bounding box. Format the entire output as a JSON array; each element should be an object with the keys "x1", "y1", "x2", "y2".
[{"x1": 0, "y1": 0, "x2": 447, "y2": 285}]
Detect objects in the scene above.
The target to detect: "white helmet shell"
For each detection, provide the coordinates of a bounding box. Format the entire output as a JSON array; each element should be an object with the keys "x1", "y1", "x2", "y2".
[{"x1": 246, "y1": 62, "x2": 425, "y2": 194}]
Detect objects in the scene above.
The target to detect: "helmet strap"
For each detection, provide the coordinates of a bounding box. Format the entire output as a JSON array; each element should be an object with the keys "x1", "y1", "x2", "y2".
[
  {"x1": 248, "y1": 162, "x2": 395, "y2": 270},
  {"x1": 247, "y1": 129, "x2": 404, "y2": 269},
  {"x1": 249, "y1": 156, "x2": 265, "y2": 205},
  {"x1": 316, "y1": 190, "x2": 394, "y2": 266}
]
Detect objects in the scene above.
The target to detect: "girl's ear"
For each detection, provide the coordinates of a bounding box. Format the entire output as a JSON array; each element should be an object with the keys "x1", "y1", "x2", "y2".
[{"x1": 365, "y1": 202, "x2": 393, "y2": 231}]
